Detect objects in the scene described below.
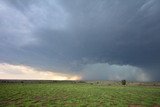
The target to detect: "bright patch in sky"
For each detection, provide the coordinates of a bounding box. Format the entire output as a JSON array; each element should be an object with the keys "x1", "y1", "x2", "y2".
[{"x1": 0, "y1": 63, "x2": 81, "y2": 80}]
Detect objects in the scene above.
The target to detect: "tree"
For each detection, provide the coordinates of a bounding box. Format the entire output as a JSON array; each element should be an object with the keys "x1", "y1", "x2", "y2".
[{"x1": 121, "y1": 80, "x2": 126, "y2": 85}]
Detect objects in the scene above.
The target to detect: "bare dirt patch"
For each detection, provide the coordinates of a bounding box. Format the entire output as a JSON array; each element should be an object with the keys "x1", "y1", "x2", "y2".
[{"x1": 152, "y1": 105, "x2": 160, "y2": 107}]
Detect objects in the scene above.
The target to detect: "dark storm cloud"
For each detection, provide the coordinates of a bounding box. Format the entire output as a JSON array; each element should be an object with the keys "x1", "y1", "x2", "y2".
[{"x1": 0, "y1": 0, "x2": 160, "y2": 80}]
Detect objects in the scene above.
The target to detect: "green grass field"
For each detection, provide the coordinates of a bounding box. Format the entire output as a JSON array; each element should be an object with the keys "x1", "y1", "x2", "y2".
[{"x1": 0, "y1": 83, "x2": 160, "y2": 107}]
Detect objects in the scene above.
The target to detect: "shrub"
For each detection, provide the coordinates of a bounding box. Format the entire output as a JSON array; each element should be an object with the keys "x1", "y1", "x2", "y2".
[{"x1": 121, "y1": 80, "x2": 126, "y2": 85}]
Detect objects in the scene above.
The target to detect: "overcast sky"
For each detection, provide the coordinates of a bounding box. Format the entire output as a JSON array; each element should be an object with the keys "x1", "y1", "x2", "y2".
[{"x1": 0, "y1": 0, "x2": 160, "y2": 81}]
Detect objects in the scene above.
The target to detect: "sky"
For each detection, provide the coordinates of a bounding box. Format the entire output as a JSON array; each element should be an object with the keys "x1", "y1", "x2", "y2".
[{"x1": 0, "y1": 0, "x2": 160, "y2": 81}]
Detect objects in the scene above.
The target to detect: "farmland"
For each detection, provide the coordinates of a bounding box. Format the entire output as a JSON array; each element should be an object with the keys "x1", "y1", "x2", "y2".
[{"x1": 0, "y1": 80, "x2": 160, "y2": 107}]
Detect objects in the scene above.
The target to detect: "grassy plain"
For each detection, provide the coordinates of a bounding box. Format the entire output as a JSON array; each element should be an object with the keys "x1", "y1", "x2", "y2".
[{"x1": 0, "y1": 81, "x2": 160, "y2": 107}]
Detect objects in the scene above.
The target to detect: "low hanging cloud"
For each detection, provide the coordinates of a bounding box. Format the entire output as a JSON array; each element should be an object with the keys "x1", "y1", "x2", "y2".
[
  {"x1": 0, "y1": 63, "x2": 81, "y2": 80},
  {"x1": 81, "y1": 63, "x2": 151, "y2": 82}
]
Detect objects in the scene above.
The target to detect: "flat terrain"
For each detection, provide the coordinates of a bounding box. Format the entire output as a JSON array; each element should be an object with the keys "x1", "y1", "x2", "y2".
[{"x1": 0, "y1": 81, "x2": 160, "y2": 107}]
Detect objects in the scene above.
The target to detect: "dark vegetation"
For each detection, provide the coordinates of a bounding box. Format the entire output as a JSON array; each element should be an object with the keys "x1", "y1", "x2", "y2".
[
  {"x1": 0, "y1": 79, "x2": 86, "y2": 84},
  {"x1": 122, "y1": 80, "x2": 126, "y2": 85},
  {"x1": 1, "y1": 79, "x2": 160, "y2": 87}
]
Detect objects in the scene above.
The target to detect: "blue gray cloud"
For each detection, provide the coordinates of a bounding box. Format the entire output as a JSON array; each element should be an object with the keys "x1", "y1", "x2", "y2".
[{"x1": 0, "y1": 0, "x2": 160, "y2": 81}]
